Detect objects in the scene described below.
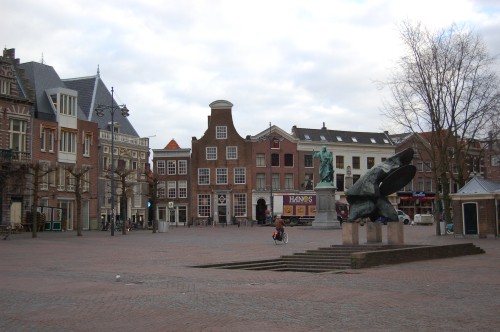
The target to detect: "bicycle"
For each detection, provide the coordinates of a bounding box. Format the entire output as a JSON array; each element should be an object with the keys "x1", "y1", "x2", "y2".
[{"x1": 272, "y1": 230, "x2": 288, "y2": 245}]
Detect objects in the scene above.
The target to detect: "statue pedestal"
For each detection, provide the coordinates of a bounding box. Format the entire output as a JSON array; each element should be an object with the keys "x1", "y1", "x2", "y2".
[
  {"x1": 342, "y1": 222, "x2": 359, "y2": 245},
  {"x1": 388, "y1": 222, "x2": 404, "y2": 244},
  {"x1": 366, "y1": 222, "x2": 382, "y2": 243},
  {"x1": 312, "y1": 184, "x2": 340, "y2": 229}
]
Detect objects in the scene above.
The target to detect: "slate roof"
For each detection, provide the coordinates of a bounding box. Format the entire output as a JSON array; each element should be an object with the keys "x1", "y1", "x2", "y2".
[
  {"x1": 292, "y1": 126, "x2": 394, "y2": 145},
  {"x1": 18, "y1": 62, "x2": 87, "y2": 121},
  {"x1": 64, "y1": 75, "x2": 139, "y2": 137},
  {"x1": 455, "y1": 176, "x2": 500, "y2": 195}
]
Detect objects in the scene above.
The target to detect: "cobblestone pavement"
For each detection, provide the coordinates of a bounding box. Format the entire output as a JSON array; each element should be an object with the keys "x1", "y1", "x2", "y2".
[{"x1": 0, "y1": 224, "x2": 499, "y2": 332}]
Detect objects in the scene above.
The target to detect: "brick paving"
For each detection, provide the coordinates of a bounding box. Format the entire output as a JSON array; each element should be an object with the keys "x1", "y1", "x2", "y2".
[{"x1": 0, "y1": 224, "x2": 499, "y2": 332}]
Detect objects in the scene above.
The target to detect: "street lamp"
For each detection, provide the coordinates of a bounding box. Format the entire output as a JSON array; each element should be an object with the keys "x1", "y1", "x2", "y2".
[{"x1": 95, "y1": 87, "x2": 130, "y2": 236}]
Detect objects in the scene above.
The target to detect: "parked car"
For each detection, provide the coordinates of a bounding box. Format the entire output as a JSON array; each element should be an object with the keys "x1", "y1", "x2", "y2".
[
  {"x1": 413, "y1": 214, "x2": 434, "y2": 225},
  {"x1": 373, "y1": 210, "x2": 411, "y2": 225},
  {"x1": 396, "y1": 210, "x2": 411, "y2": 225}
]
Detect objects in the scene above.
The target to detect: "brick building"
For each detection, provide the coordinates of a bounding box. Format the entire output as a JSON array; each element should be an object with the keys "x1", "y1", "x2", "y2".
[
  {"x1": 152, "y1": 139, "x2": 191, "y2": 226},
  {"x1": 0, "y1": 48, "x2": 34, "y2": 227},
  {"x1": 19, "y1": 58, "x2": 100, "y2": 231},
  {"x1": 190, "y1": 100, "x2": 252, "y2": 225},
  {"x1": 250, "y1": 125, "x2": 299, "y2": 223},
  {"x1": 450, "y1": 176, "x2": 500, "y2": 237}
]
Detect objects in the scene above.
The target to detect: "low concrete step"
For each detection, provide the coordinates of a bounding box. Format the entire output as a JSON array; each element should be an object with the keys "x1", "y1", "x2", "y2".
[{"x1": 194, "y1": 243, "x2": 486, "y2": 273}]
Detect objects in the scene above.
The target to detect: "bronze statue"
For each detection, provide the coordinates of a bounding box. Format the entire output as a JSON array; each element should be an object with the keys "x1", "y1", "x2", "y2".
[
  {"x1": 346, "y1": 148, "x2": 416, "y2": 222},
  {"x1": 313, "y1": 146, "x2": 334, "y2": 184}
]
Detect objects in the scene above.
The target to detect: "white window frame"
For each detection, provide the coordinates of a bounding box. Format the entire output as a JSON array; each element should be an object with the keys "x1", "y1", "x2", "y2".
[
  {"x1": 216, "y1": 168, "x2": 228, "y2": 185},
  {"x1": 233, "y1": 193, "x2": 247, "y2": 217},
  {"x1": 157, "y1": 160, "x2": 166, "y2": 175},
  {"x1": 59, "y1": 130, "x2": 77, "y2": 153},
  {"x1": 59, "y1": 94, "x2": 77, "y2": 116},
  {"x1": 206, "y1": 147, "x2": 217, "y2": 160},
  {"x1": 284, "y1": 173, "x2": 293, "y2": 190},
  {"x1": 167, "y1": 160, "x2": 176, "y2": 175},
  {"x1": 256, "y1": 153, "x2": 266, "y2": 167},
  {"x1": 0, "y1": 78, "x2": 11, "y2": 95},
  {"x1": 178, "y1": 180, "x2": 187, "y2": 198},
  {"x1": 256, "y1": 173, "x2": 266, "y2": 190},
  {"x1": 198, "y1": 194, "x2": 211, "y2": 217},
  {"x1": 40, "y1": 128, "x2": 46, "y2": 152},
  {"x1": 226, "y1": 146, "x2": 237, "y2": 160},
  {"x1": 167, "y1": 181, "x2": 176, "y2": 198},
  {"x1": 216, "y1": 126, "x2": 227, "y2": 139},
  {"x1": 9, "y1": 118, "x2": 27, "y2": 152},
  {"x1": 178, "y1": 160, "x2": 187, "y2": 175},
  {"x1": 234, "y1": 167, "x2": 246, "y2": 184},
  {"x1": 83, "y1": 133, "x2": 91, "y2": 157},
  {"x1": 48, "y1": 129, "x2": 55, "y2": 152},
  {"x1": 198, "y1": 168, "x2": 210, "y2": 185}
]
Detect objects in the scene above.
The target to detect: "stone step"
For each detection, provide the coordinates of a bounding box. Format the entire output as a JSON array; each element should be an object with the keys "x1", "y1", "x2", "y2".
[
  {"x1": 194, "y1": 243, "x2": 486, "y2": 273},
  {"x1": 283, "y1": 256, "x2": 351, "y2": 263}
]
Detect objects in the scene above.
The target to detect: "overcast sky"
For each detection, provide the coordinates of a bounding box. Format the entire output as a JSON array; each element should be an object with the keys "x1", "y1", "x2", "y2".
[{"x1": 3, "y1": 0, "x2": 500, "y2": 149}]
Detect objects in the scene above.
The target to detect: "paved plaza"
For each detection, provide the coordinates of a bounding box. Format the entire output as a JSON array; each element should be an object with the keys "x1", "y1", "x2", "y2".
[{"x1": 0, "y1": 224, "x2": 499, "y2": 331}]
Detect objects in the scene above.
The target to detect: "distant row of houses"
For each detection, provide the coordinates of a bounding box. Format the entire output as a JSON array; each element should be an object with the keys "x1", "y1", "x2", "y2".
[
  {"x1": 153, "y1": 100, "x2": 500, "y2": 238},
  {"x1": 1, "y1": 47, "x2": 499, "y2": 237}
]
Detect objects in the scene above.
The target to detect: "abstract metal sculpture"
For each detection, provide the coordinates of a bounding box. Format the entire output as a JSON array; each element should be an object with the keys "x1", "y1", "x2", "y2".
[{"x1": 346, "y1": 148, "x2": 416, "y2": 222}]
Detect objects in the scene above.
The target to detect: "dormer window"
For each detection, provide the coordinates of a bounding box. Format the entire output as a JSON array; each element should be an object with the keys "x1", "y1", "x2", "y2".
[
  {"x1": 320, "y1": 135, "x2": 327, "y2": 141},
  {"x1": 383, "y1": 139, "x2": 390, "y2": 144},
  {"x1": 48, "y1": 89, "x2": 77, "y2": 117},
  {"x1": 304, "y1": 134, "x2": 311, "y2": 140},
  {"x1": 108, "y1": 121, "x2": 120, "y2": 133},
  {"x1": 352, "y1": 137, "x2": 358, "y2": 142},
  {"x1": 370, "y1": 138, "x2": 376, "y2": 143},
  {"x1": 336, "y1": 136, "x2": 342, "y2": 141}
]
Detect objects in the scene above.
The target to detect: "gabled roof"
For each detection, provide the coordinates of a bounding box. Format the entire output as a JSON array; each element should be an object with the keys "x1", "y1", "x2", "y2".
[
  {"x1": 18, "y1": 61, "x2": 86, "y2": 121},
  {"x1": 292, "y1": 126, "x2": 394, "y2": 145},
  {"x1": 164, "y1": 139, "x2": 180, "y2": 149},
  {"x1": 456, "y1": 176, "x2": 500, "y2": 195},
  {"x1": 251, "y1": 125, "x2": 298, "y2": 143},
  {"x1": 64, "y1": 75, "x2": 139, "y2": 137}
]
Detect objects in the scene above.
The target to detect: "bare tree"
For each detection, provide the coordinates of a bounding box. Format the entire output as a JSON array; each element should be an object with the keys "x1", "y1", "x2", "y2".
[
  {"x1": 382, "y1": 21, "x2": 500, "y2": 234},
  {"x1": 115, "y1": 159, "x2": 135, "y2": 235},
  {"x1": 26, "y1": 162, "x2": 56, "y2": 238},
  {"x1": 65, "y1": 165, "x2": 91, "y2": 236}
]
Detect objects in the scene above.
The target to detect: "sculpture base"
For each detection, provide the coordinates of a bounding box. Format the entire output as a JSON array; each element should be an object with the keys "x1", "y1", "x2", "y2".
[
  {"x1": 388, "y1": 222, "x2": 404, "y2": 244},
  {"x1": 366, "y1": 222, "x2": 382, "y2": 243},
  {"x1": 312, "y1": 184, "x2": 341, "y2": 229},
  {"x1": 342, "y1": 222, "x2": 359, "y2": 245}
]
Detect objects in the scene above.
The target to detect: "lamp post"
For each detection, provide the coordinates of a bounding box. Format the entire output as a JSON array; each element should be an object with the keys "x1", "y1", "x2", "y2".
[{"x1": 95, "y1": 87, "x2": 130, "y2": 236}]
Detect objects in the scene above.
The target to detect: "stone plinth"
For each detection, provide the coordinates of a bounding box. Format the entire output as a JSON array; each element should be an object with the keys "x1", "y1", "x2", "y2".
[
  {"x1": 312, "y1": 184, "x2": 340, "y2": 229},
  {"x1": 366, "y1": 222, "x2": 382, "y2": 243},
  {"x1": 342, "y1": 222, "x2": 359, "y2": 245},
  {"x1": 388, "y1": 222, "x2": 404, "y2": 244}
]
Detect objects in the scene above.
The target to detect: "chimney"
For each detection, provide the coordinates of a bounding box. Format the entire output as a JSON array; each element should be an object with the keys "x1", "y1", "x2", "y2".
[{"x1": 3, "y1": 48, "x2": 15, "y2": 59}]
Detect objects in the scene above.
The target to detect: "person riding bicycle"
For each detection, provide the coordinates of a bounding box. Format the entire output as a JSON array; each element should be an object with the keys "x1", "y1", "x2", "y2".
[{"x1": 275, "y1": 215, "x2": 285, "y2": 240}]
